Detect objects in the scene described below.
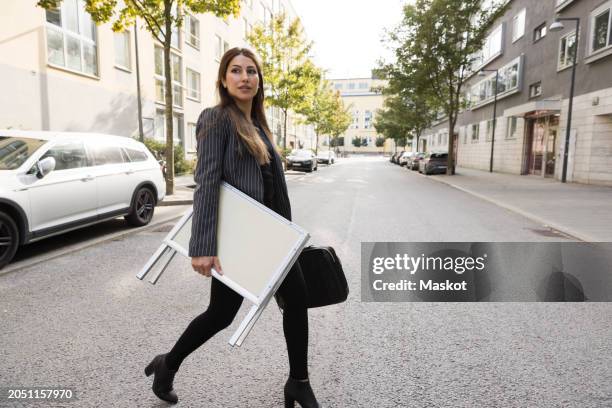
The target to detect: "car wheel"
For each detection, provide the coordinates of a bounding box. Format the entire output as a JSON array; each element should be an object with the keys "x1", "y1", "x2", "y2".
[
  {"x1": 126, "y1": 187, "x2": 155, "y2": 227},
  {"x1": 0, "y1": 211, "x2": 19, "y2": 269}
]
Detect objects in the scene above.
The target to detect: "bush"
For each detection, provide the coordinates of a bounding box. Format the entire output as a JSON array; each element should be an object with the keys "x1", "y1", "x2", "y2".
[
  {"x1": 330, "y1": 137, "x2": 344, "y2": 147},
  {"x1": 352, "y1": 137, "x2": 363, "y2": 147},
  {"x1": 376, "y1": 137, "x2": 385, "y2": 147},
  {"x1": 142, "y1": 138, "x2": 194, "y2": 175}
]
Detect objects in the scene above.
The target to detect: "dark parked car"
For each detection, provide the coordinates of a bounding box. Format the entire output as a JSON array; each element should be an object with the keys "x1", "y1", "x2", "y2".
[
  {"x1": 287, "y1": 149, "x2": 318, "y2": 172},
  {"x1": 408, "y1": 152, "x2": 426, "y2": 170},
  {"x1": 390, "y1": 151, "x2": 404, "y2": 164},
  {"x1": 419, "y1": 152, "x2": 451, "y2": 175}
]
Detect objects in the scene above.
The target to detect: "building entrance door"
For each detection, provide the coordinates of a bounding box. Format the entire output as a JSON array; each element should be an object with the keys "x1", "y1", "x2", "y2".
[{"x1": 525, "y1": 115, "x2": 559, "y2": 177}]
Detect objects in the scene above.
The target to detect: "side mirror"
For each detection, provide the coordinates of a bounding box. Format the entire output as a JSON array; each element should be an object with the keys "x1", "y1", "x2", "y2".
[{"x1": 35, "y1": 157, "x2": 56, "y2": 179}]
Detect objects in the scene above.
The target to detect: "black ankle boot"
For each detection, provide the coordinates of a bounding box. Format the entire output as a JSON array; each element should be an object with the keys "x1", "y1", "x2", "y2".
[
  {"x1": 284, "y1": 377, "x2": 321, "y2": 408},
  {"x1": 144, "y1": 354, "x2": 178, "y2": 404}
]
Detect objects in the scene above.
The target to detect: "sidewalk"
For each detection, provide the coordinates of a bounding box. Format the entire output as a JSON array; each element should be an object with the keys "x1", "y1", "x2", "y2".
[
  {"x1": 430, "y1": 167, "x2": 612, "y2": 242},
  {"x1": 159, "y1": 171, "x2": 307, "y2": 206},
  {"x1": 158, "y1": 174, "x2": 194, "y2": 206}
]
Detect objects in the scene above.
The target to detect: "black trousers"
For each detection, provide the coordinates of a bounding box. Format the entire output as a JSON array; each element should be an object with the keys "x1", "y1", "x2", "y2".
[{"x1": 165, "y1": 261, "x2": 309, "y2": 380}]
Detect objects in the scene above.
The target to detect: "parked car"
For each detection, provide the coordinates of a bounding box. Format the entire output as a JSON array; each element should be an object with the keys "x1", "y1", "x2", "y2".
[
  {"x1": 391, "y1": 151, "x2": 405, "y2": 164},
  {"x1": 286, "y1": 149, "x2": 318, "y2": 172},
  {"x1": 407, "y1": 152, "x2": 426, "y2": 170},
  {"x1": 316, "y1": 150, "x2": 336, "y2": 164},
  {"x1": 398, "y1": 151, "x2": 415, "y2": 167},
  {"x1": 419, "y1": 152, "x2": 451, "y2": 175},
  {"x1": 0, "y1": 130, "x2": 166, "y2": 269}
]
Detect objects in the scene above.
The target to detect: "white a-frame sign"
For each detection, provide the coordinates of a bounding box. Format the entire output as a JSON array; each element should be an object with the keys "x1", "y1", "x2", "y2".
[{"x1": 137, "y1": 182, "x2": 309, "y2": 347}]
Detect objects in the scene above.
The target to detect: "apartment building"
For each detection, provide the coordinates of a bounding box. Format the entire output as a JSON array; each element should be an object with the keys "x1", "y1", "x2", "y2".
[
  {"x1": 328, "y1": 77, "x2": 388, "y2": 154},
  {"x1": 420, "y1": 0, "x2": 612, "y2": 185},
  {"x1": 0, "y1": 0, "x2": 313, "y2": 158}
]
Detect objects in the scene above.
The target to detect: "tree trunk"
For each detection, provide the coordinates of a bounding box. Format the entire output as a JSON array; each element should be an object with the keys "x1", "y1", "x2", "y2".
[
  {"x1": 283, "y1": 108, "x2": 288, "y2": 149},
  {"x1": 163, "y1": 0, "x2": 174, "y2": 195},
  {"x1": 314, "y1": 131, "x2": 319, "y2": 155},
  {"x1": 447, "y1": 118, "x2": 456, "y2": 176}
]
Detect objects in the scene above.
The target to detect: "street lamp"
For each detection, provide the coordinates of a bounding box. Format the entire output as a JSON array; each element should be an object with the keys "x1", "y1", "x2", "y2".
[
  {"x1": 479, "y1": 68, "x2": 500, "y2": 173},
  {"x1": 550, "y1": 17, "x2": 580, "y2": 183}
]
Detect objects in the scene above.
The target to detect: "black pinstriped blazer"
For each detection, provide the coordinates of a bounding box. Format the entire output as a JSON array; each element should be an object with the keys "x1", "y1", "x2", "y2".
[{"x1": 189, "y1": 106, "x2": 292, "y2": 257}]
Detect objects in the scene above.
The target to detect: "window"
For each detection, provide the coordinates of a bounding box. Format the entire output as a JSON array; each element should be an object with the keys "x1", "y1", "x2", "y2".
[
  {"x1": 485, "y1": 120, "x2": 495, "y2": 141},
  {"x1": 512, "y1": 9, "x2": 526, "y2": 42},
  {"x1": 364, "y1": 111, "x2": 373, "y2": 129},
  {"x1": 40, "y1": 141, "x2": 88, "y2": 170},
  {"x1": 155, "y1": 111, "x2": 184, "y2": 144},
  {"x1": 471, "y1": 123, "x2": 480, "y2": 143},
  {"x1": 438, "y1": 134, "x2": 442, "y2": 144},
  {"x1": 351, "y1": 110, "x2": 359, "y2": 129},
  {"x1": 590, "y1": 3, "x2": 612, "y2": 53},
  {"x1": 471, "y1": 24, "x2": 503, "y2": 70},
  {"x1": 506, "y1": 117, "x2": 518, "y2": 139},
  {"x1": 470, "y1": 56, "x2": 522, "y2": 107},
  {"x1": 185, "y1": 14, "x2": 200, "y2": 49},
  {"x1": 186, "y1": 68, "x2": 201, "y2": 101},
  {"x1": 348, "y1": 83, "x2": 355, "y2": 90},
  {"x1": 558, "y1": 31, "x2": 577, "y2": 70},
  {"x1": 154, "y1": 46, "x2": 183, "y2": 107},
  {"x1": 461, "y1": 127, "x2": 467, "y2": 144},
  {"x1": 187, "y1": 122, "x2": 197, "y2": 153},
  {"x1": 114, "y1": 30, "x2": 130, "y2": 70},
  {"x1": 556, "y1": 0, "x2": 577, "y2": 10},
  {"x1": 45, "y1": 0, "x2": 98, "y2": 76},
  {"x1": 215, "y1": 34, "x2": 223, "y2": 60},
  {"x1": 334, "y1": 83, "x2": 343, "y2": 90},
  {"x1": 124, "y1": 148, "x2": 147, "y2": 162},
  {"x1": 529, "y1": 82, "x2": 542, "y2": 98},
  {"x1": 534, "y1": 23, "x2": 547, "y2": 42},
  {"x1": 92, "y1": 145, "x2": 125, "y2": 165},
  {"x1": 358, "y1": 82, "x2": 368, "y2": 89}
]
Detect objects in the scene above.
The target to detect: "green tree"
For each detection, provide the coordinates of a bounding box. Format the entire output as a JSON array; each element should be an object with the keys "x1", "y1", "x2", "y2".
[
  {"x1": 373, "y1": 98, "x2": 413, "y2": 153},
  {"x1": 387, "y1": 0, "x2": 509, "y2": 173},
  {"x1": 375, "y1": 137, "x2": 385, "y2": 147},
  {"x1": 328, "y1": 92, "x2": 351, "y2": 142},
  {"x1": 38, "y1": 0, "x2": 240, "y2": 194},
  {"x1": 248, "y1": 12, "x2": 320, "y2": 149},
  {"x1": 375, "y1": 58, "x2": 437, "y2": 153},
  {"x1": 302, "y1": 82, "x2": 351, "y2": 154}
]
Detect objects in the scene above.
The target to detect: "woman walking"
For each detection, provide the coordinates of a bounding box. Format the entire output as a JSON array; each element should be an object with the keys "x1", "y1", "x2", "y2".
[{"x1": 144, "y1": 47, "x2": 321, "y2": 408}]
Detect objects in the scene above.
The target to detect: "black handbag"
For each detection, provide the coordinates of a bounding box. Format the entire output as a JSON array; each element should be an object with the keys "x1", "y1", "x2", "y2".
[
  {"x1": 299, "y1": 246, "x2": 349, "y2": 308},
  {"x1": 276, "y1": 246, "x2": 348, "y2": 309}
]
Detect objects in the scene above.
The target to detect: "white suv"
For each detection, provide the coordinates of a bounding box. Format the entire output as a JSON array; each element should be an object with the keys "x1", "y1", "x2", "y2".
[{"x1": 0, "y1": 130, "x2": 166, "y2": 269}]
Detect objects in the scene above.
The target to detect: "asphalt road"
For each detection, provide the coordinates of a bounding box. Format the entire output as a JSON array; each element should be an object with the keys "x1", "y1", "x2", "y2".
[{"x1": 1, "y1": 157, "x2": 611, "y2": 408}]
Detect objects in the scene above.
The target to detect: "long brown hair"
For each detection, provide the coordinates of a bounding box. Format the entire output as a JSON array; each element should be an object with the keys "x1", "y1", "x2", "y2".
[{"x1": 216, "y1": 47, "x2": 273, "y2": 165}]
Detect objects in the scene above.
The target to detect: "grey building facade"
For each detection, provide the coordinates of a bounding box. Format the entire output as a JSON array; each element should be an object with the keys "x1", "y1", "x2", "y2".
[{"x1": 420, "y1": 0, "x2": 612, "y2": 186}]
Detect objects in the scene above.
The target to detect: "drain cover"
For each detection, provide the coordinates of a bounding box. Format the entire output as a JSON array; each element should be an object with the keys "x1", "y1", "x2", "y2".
[{"x1": 528, "y1": 227, "x2": 570, "y2": 238}]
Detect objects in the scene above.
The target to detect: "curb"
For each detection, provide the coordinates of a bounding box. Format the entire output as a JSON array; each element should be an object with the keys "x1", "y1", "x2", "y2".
[
  {"x1": 0, "y1": 211, "x2": 188, "y2": 277},
  {"x1": 159, "y1": 199, "x2": 193, "y2": 206},
  {"x1": 421, "y1": 172, "x2": 591, "y2": 242}
]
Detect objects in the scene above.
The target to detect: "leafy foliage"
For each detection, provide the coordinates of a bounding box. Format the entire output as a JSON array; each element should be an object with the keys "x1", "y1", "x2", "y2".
[
  {"x1": 383, "y1": 0, "x2": 509, "y2": 173},
  {"x1": 247, "y1": 12, "x2": 321, "y2": 148}
]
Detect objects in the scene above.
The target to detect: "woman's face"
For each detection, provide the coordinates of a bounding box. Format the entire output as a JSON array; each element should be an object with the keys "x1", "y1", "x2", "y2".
[{"x1": 223, "y1": 54, "x2": 260, "y2": 105}]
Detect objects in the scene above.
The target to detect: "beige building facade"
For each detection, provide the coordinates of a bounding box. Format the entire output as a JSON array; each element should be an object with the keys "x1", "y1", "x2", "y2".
[
  {"x1": 328, "y1": 77, "x2": 388, "y2": 154},
  {"x1": 0, "y1": 0, "x2": 314, "y2": 158}
]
